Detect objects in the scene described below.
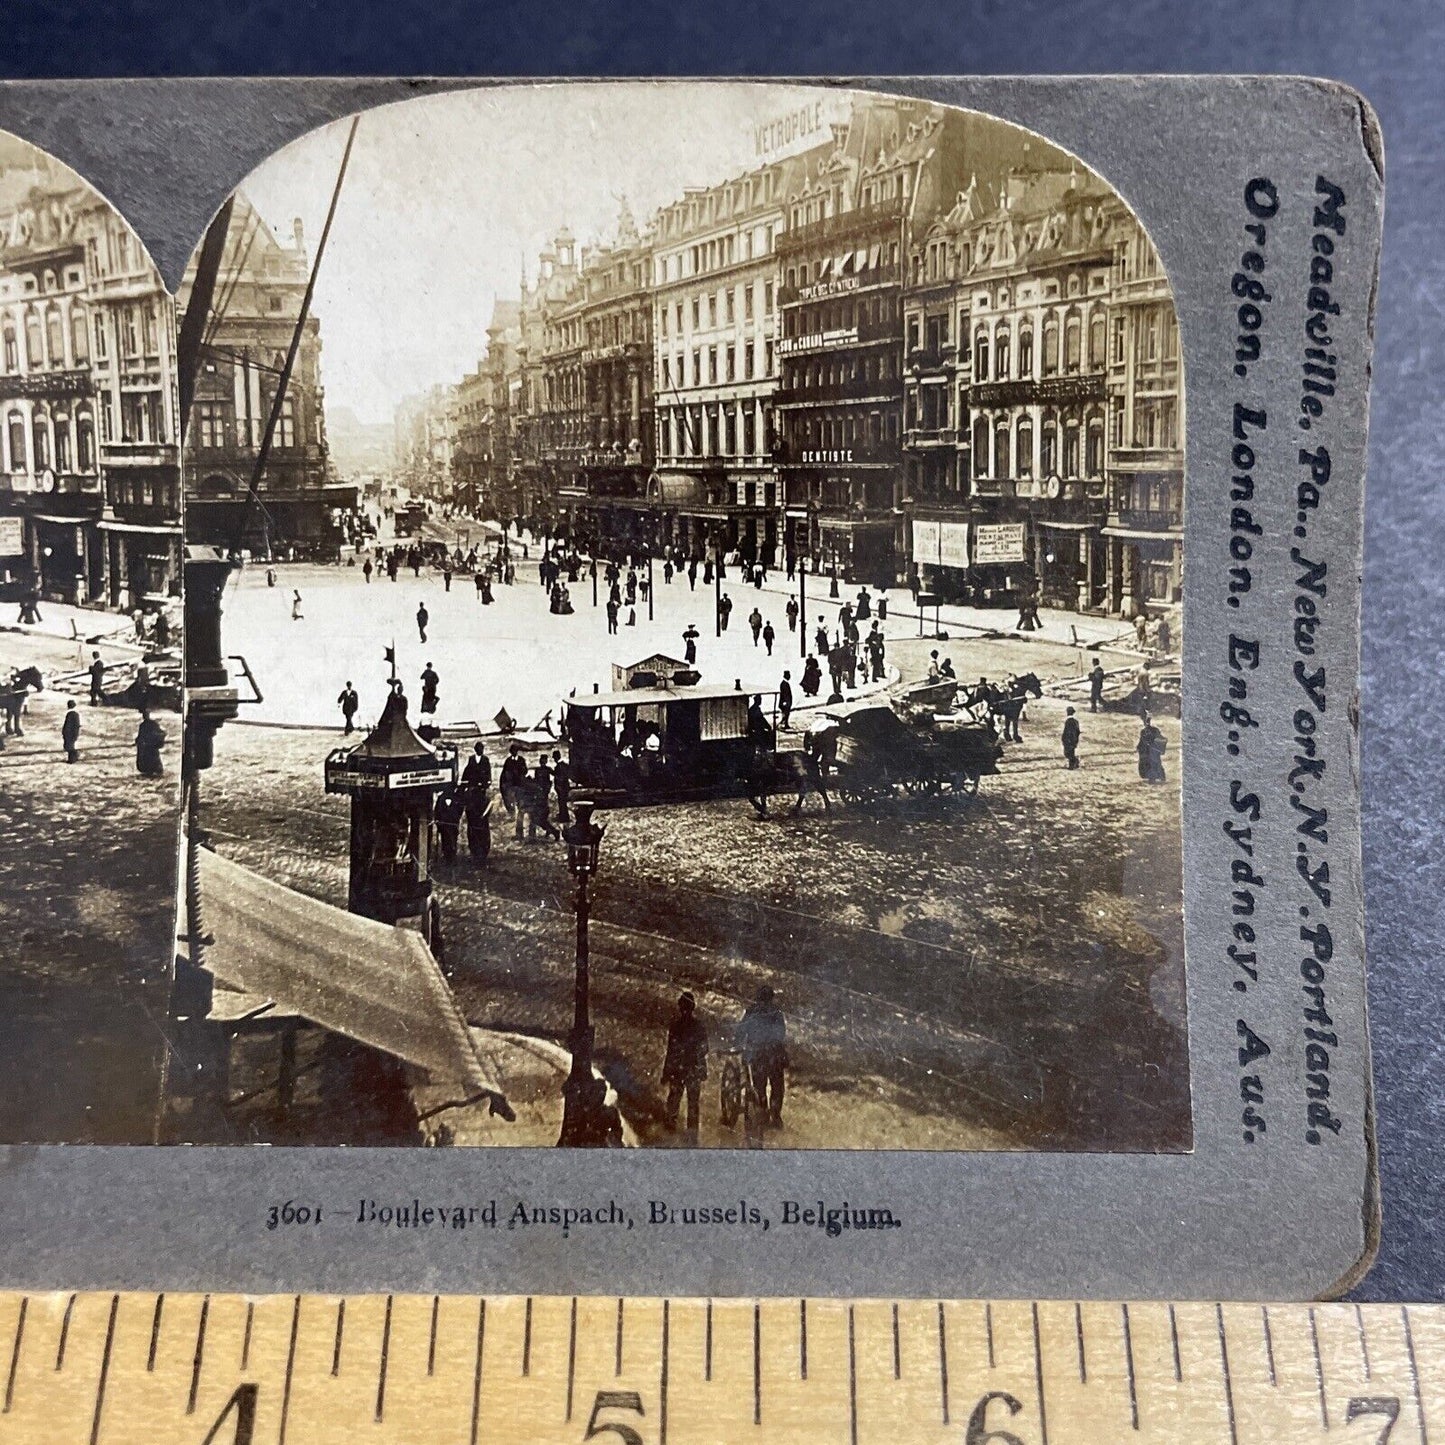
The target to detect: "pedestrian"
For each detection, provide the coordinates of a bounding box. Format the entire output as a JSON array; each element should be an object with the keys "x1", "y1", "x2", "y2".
[
  {"x1": 927, "y1": 650, "x2": 941, "y2": 682},
  {"x1": 420, "y1": 662, "x2": 440, "y2": 716},
  {"x1": 16, "y1": 586, "x2": 40, "y2": 624},
  {"x1": 551, "y1": 749, "x2": 571, "y2": 823},
  {"x1": 735, "y1": 985, "x2": 787, "y2": 1128},
  {"x1": 857, "y1": 588, "x2": 871, "y2": 621},
  {"x1": 762, "y1": 621, "x2": 776, "y2": 656},
  {"x1": 815, "y1": 618, "x2": 829, "y2": 658},
  {"x1": 266, "y1": 566, "x2": 277, "y2": 589},
  {"x1": 1089, "y1": 660, "x2": 1106, "y2": 712},
  {"x1": 785, "y1": 596, "x2": 799, "y2": 633},
  {"x1": 523, "y1": 756, "x2": 561, "y2": 842},
  {"x1": 662, "y1": 992, "x2": 709, "y2": 1139},
  {"x1": 801, "y1": 654, "x2": 821, "y2": 698},
  {"x1": 154, "y1": 610, "x2": 171, "y2": 649},
  {"x1": 1157, "y1": 615, "x2": 1172, "y2": 655},
  {"x1": 475, "y1": 571, "x2": 486, "y2": 601},
  {"x1": 606, "y1": 598, "x2": 620, "y2": 634},
  {"x1": 291, "y1": 589, "x2": 303, "y2": 621},
  {"x1": 88, "y1": 651, "x2": 105, "y2": 705},
  {"x1": 461, "y1": 742, "x2": 493, "y2": 864},
  {"x1": 443, "y1": 564, "x2": 452, "y2": 593},
  {"x1": 61, "y1": 699, "x2": 80, "y2": 763},
  {"x1": 778, "y1": 670, "x2": 793, "y2": 730},
  {"x1": 1135, "y1": 612, "x2": 1150, "y2": 650},
  {"x1": 719, "y1": 593, "x2": 733, "y2": 631},
  {"x1": 664, "y1": 559, "x2": 674, "y2": 585},
  {"x1": 748, "y1": 606, "x2": 763, "y2": 645},
  {"x1": 338, "y1": 681, "x2": 359, "y2": 734},
  {"x1": 416, "y1": 600, "x2": 429, "y2": 643},
  {"x1": 682, "y1": 624, "x2": 699, "y2": 665},
  {"x1": 687, "y1": 559, "x2": 698, "y2": 591},
  {"x1": 1062, "y1": 707, "x2": 1081, "y2": 769},
  {"x1": 499, "y1": 742, "x2": 527, "y2": 817},
  {"x1": 363, "y1": 557, "x2": 373, "y2": 584},
  {"x1": 135, "y1": 708, "x2": 166, "y2": 776},
  {"x1": 1137, "y1": 713, "x2": 1167, "y2": 783},
  {"x1": 434, "y1": 786, "x2": 463, "y2": 865}
]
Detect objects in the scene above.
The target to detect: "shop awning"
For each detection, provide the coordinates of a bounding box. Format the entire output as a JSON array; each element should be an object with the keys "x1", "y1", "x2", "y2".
[
  {"x1": 1034, "y1": 519, "x2": 1097, "y2": 532},
  {"x1": 96, "y1": 519, "x2": 184, "y2": 535},
  {"x1": 198, "y1": 848, "x2": 507, "y2": 1108},
  {"x1": 1101, "y1": 525, "x2": 1184, "y2": 541}
]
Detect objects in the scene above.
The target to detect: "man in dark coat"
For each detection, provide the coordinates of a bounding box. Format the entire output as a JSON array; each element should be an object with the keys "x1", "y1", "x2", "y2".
[
  {"x1": 778, "y1": 671, "x2": 793, "y2": 731},
  {"x1": 135, "y1": 710, "x2": 166, "y2": 776},
  {"x1": 420, "y1": 663, "x2": 440, "y2": 716},
  {"x1": 338, "y1": 681, "x2": 359, "y2": 733},
  {"x1": 662, "y1": 991, "x2": 709, "y2": 1138},
  {"x1": 1089, "y1": 660, "x2": 1106, "y2": 713},
  {"x1": 1062, "y1": 707, "x2": 1081, "y2": 769},
  {"x1": 499, "y1": 742, "x2": 527, "y2": 817},
  {"x1": 434, "y1": 786, "x2": 463, "y2": 864},
  {"x1": 718, "y1": 593, "x2": 733, "y2": 632},
  {"x1": 61, "y1": 700, "x2": 80, "y2": 763},
  {"x1": 88, "y1": 651, "x2": 105, "y2": 705},
  {"x1": 461, "y1": 742, "x2": 492, "y2": 863},
  {"x1": 416, "y1": 601, "x2": 429, "y2": 642},
  {"x1": 551, "y1": 749, "x2": 572, "y2": 823},
  {"x1": 735, "y1": 985, "x2": 787, "y2": 1127}
]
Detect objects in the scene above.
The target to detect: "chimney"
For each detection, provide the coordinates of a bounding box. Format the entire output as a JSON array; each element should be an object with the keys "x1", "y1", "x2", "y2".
[{"x1": 292, "y1": 217, "x2": 305, "y2": 250}]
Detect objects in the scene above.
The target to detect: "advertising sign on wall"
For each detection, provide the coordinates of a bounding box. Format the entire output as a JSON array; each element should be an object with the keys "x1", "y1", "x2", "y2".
[{"x1": 973, "y1": 522, "x2": 1027, "y2": 565}]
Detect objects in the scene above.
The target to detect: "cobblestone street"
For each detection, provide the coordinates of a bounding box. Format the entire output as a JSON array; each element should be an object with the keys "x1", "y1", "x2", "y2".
[{"x1": 0, "y1": 625, "x2": 180, "y2": 1143}]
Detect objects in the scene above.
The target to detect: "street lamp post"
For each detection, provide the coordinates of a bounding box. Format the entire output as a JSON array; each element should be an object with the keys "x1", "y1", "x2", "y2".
[{"x1": 557, "y1": 800, "x2": 608, "y2": 1147}]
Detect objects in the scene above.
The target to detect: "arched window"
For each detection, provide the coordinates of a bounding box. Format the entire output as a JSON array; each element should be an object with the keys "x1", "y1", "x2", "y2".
[
  {"x1": 972, "y1": 416, "x2": 990, "y2": 479},
  {"x1": 46, "y1": 308, "x2": 64, "y2": 367},
  {"x1": 1041, "y1": 418, "x2": 1057, "y2": 477},
  {"x1": 1042, "y1": 317, "x2": 1059, "y2": 376},
  {"x1": 1088, "y1": 312, "x2": 1106, "y2": 370},
  {"x1": 995, "y1": 327, "x2": 1010, "y2": 380},
  {"x1": 54, "y1": 415, "x2": 71, "y2": 471},
  {"x1": 994, "y1": 421, "x2": 1010, "y2": 480},
  {"x1": 1064, "y1": 422, "x2": 1081, "y2": 478},
  {"x1": 1017, "y1": 417, "x2": 1034, "y2": 478},
  {"x1": 1, "y1": 324, "x2": 14, "y2": 372},
  {"x1": 1018, "y1": 326, "x2": 1033, "y2": 378},
  {"x1": 974, "y1": 329, "x2": 990, "y2": 381},
  {"x1": 32, "y1": 416, "x2": 49, "y2": 471},
  {"x1": 25, "y1": 313, "x2": 43, "y2": 368},
  {"x1": 70, "y1": 307, "x2": 88, "y2": 364},
  {"x1": 1065, "y1": 314, "x2": 1082, "y2": 372},
  {"x1": 5, "y1": 413, "x2": 23, "y2": 471},
  {"x1": 76, "y1": 412, "x2": 94, "y2": 471},
  {"x1": 1086, "y1": 418, "x2": 1104, "y2": 476}
]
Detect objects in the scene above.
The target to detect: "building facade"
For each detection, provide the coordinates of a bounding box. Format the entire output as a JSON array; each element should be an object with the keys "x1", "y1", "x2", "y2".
[
  {"x1": 181, "y1": 195, "x2": 342, "y2": 555},
  {"x1": 0, "y1": 145, "x2": 181, "y2": 610}
]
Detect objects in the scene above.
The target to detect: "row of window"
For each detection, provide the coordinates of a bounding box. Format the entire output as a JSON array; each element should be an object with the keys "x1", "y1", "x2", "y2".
[
  {"x1": 968, "y1": 414, "x2": 1106, "y2": 483},
  {"x1": 656, "y1": 400, "x2": 773, "y2": 460},
  {"x1": 3, "y1": 409, "x2": 96, "y2": 474},
  {"x1": 783, "y1": 243, "x2": 901, "y2": 295},
  {"x1": 782, "y1": 352, "x2": 900, "y2": 392},
  {"x1": 193, "y1": 398, "x2": 299, "y2": 451},
  {"x1": 0, "y1": 302, "x2": 160, "y2": 376},
  {"x1": 783, "y1": 410, "x2": 901, "y2": 456},
  {"x1": 661, "y1": 339, "x2": 777, "y2": 391},
  {"x1": 654, "y1": 225, "x2": 779, "y2": 286},
  {"x1": 783, "y1": 292, "x2": 899, "y2": 339},
  {"x1": 658, "y1": 280, "x2": 776, "y2": 341}
]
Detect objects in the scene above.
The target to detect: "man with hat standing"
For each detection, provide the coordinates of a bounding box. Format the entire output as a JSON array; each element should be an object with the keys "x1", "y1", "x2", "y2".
[{"x1": 661, "y1": 992, "x2": 710, "y2": 1141}]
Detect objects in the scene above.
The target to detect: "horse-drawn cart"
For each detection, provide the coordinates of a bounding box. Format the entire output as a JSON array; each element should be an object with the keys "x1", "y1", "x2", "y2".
[{"x1": 823, "y1": 700, "x2": 1002, "y2": 807}]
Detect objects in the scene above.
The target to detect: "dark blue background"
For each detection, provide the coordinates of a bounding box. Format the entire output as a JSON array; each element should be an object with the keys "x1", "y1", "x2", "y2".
[{"x1": 2, "y1": 0, "x2": 1440, "y2": 1301}]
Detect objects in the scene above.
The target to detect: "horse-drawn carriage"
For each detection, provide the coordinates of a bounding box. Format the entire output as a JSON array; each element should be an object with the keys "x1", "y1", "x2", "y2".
[{"x1": 821, "y1": 699, "x2": 1003, "y2": 807}]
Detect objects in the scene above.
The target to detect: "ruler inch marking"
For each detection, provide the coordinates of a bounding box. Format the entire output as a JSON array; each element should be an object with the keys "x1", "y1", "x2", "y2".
[
  {"x1": 1169, "y1": 1302, "x2": 1183, "y2": 1382},
  {"x1": 1075, "y1": 1301, "x2": 1087, "y2": 1382},
  {"x1": 187, "y1": 1294, "x2": 210, "y2": 1415},
  {"x1": 800, "y1": 1298, "x2": 808, "y2": 1380},
  {"x1": 4, "y1": 1296, "x2": 27, "y2": 1413},
  {"x1": 523, "y1": 1296, "x2": 532, "y2": 1376},
  {"x1": 278, "y1": 1295, "x2": 301, "y2": 1445},
  {"x1": 375, "y1": 1293, "x2": 393, "y2": 1423},
  {"x1": 1033, "y1": 1301, "x2": 1050, "y2": 1445},
  {"x1": 1309, "y1": 1304, "x2": 1329, "y2": 1428},
  {"x1": 704, "y1": 1299, "x2": 711, "y2": 1382},
  {"x1": 428, "y1": 1295, "x2": 439, "y2": 1377},
  {"x1": 331, "y1": 1299, "x2": 344, "y2": 1377},
  {"x1": 938, "y1": 1301, "x2": 950, "y2": 1425},
  {"x1": 1122, "y1": 1302, "x2": 1139, "y2": 1431},
  {"x1": 986, "y1": 1300, "x2": 995, "y2": 1369},
  {"x1": 240, "y1": 1301, "x2": 253, "y2": 1373},
  {"x1": 1403, "y1": 1305, "x2": 1429, "y2": 1445},
  {"x1": 87, "y1": 1294, "x2": 119, "y2": 1445},
  {"x1": 566, "y1": 1297, "x2": 577, "y2": 1422},
  {"x1": 848, "y1": 1304, "x2": 858, "y2": 1445},
  {"x1": 892, "y1": 1302, "x2": 901, "y2": 1380},
  {"x1": 660, "y1": 1298, "x2": 670, "y2": 1445},
  {"x1": 1217, "y1": 1303, "x2": 1239, "y2": 1445},
  {"x1": 1355, "y1": 1301, "x2": 1371, "y2": 1379},
  {"x1": 753, "y1": 1300, "x2": 761, "y2": 1426},
  {"x1": 616, "y1": 1297, "x2": 624, "y2": 1377},
  {"x1": 468, "y1": 1299, "x2": 486, "y2": 1445},
  {"x1": 146, "y1": 1294, "x2": 164, "y2": 1374},
  {"x1": 54, "y1": 1292, "x2": 76, "y2": 1371},
  {"x1": 1262, "y1": 1304, "x2": 1277, "y2": 1386}
]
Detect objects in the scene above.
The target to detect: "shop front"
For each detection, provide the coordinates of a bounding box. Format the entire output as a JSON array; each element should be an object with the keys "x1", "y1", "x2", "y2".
[{"x1": 817, "y1": 516, "x2": 895, "y2": 590}]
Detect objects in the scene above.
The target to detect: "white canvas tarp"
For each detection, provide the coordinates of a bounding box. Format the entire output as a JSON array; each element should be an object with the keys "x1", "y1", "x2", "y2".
[{"x1": 198, "y1": 847, "x2": 506, "y2": 1107}]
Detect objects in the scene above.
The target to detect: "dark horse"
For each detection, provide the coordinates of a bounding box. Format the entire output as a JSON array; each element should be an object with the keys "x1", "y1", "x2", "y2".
[
  {"x1": 961, "y1": 672, "x2": 1042, "y2": 742},
  {"x1": 744, "y1": 747, "x2": 831, "y2": 818},
  {"x1": 1, "y1": 666, "x2": 43, "y2": 736}
]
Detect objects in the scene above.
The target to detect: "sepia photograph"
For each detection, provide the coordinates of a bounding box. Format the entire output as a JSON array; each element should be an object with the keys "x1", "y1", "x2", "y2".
[{"x1": 4, "y1": 82, "x2": 1189, "y2": 1154}]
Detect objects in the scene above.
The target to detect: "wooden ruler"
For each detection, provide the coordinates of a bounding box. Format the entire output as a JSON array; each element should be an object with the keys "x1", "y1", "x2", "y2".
[{"x1": 0, "y1": 1293, "x2": 1436, "y2": 1443}]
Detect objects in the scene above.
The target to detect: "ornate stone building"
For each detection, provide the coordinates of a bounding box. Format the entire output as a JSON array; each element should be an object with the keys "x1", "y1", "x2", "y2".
[
  {"x1": 180, "y1": 194, "x2": 340, "y2": 554},
  {"x1": 0, "y1": 141, "x2": 181, "y2": 609}
]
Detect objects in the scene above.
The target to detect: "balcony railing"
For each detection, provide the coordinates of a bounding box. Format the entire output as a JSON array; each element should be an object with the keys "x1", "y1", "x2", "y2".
[
  {"x1": 904, "y1": 427, "x2": 958, "y2": 449},
  {"x1": 1113, "y1": 506, "x2": 1183, "y2": 532},
  {"x1": 778, "y1": 197, "x2": 907, "y2": 255},
  {"x1": 905, "y1": 344, "x2": 958, "y2": 372},
  {"x1": 778, "y1": 262, "x2": 901, "y2": 307},
  {"x1": 965, "y1": 372, "x2": 1108, "y2": 408},
  {"x1": 774, "y1": 379, "x2": 901, "y2": 406}
]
